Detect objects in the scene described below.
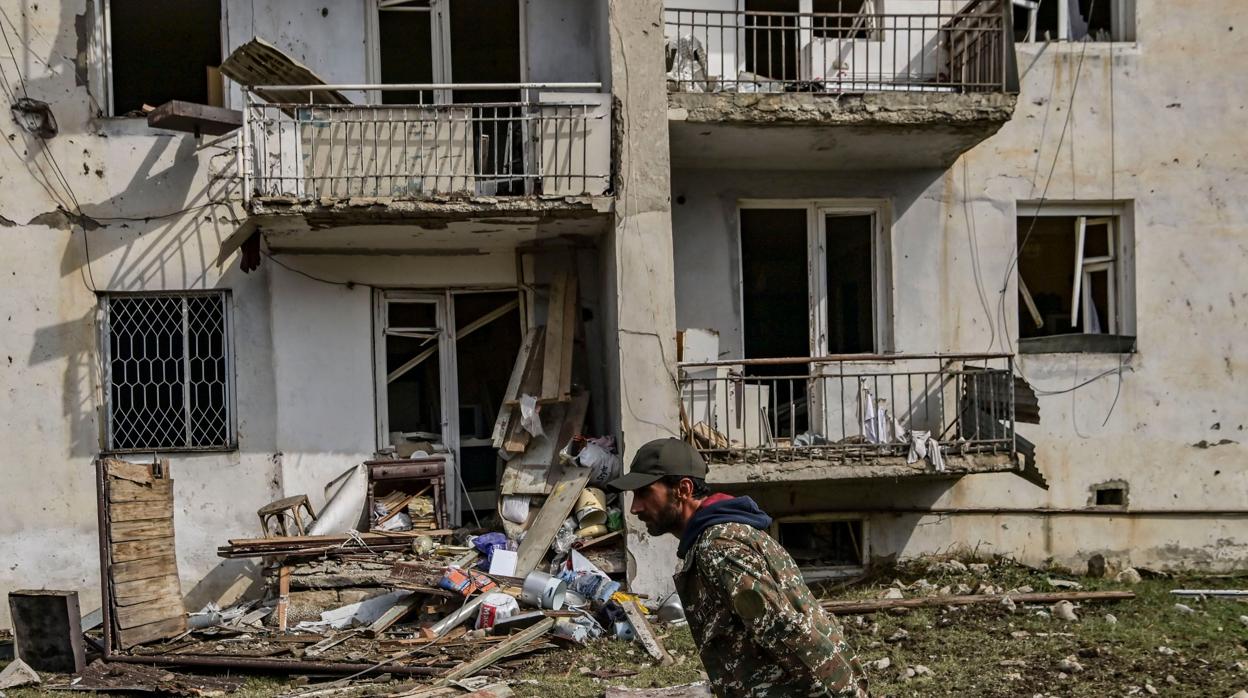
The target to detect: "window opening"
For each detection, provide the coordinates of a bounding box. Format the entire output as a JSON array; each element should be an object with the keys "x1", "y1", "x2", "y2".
[
  {"x1": 1095, "y1": 487, "x2": 1125, "y2": 506},
  {"x1": 744, "y1": 0, "x2": 801, "y2": 82},
  {"x1": 106, "y1": 0, "x2": 222, "y2": 116},
  {"x1": 775, "y1": 517, "x2": 867, "y2": 575},
  {"x1": 812, "y1": 0, "x2": 878, "y2": 40},
  {"x1": 1017, "y1": 215, "x2": 1122, "y2": 338},
  {"x1": 1013, "y1": 0, "x2": 1134, "y2": 42},
  {"x1": 824, "y1": 213, "x2": 875, "y2": 354},
  {"x1": 103, "y1": 292, "x2": 233, "y2": 451},
  {"x1": 378, "y1": 1, "x2": 435, "y2": 105}
]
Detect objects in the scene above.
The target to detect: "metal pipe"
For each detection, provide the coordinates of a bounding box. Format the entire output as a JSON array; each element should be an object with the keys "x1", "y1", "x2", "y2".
[
  {"x1": 245, "y1": 82, "x2": 602, "y2": 92},
  {"x1": 103, "y1": 653, "x2": 459, "y2": 677},
  {"x1": 680, "y1": 352, "x2": 1012, "y2": 368}
]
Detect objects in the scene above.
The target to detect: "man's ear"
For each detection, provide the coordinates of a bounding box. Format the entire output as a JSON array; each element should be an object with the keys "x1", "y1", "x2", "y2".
[{"x1": 677, "y1": 477, "x2": 696, "y2": 500}]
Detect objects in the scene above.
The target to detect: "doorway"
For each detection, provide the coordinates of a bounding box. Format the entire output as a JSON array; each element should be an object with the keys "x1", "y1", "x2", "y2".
[{"x1": 376, "y1": 289, "x2": 522, "y2": 524}]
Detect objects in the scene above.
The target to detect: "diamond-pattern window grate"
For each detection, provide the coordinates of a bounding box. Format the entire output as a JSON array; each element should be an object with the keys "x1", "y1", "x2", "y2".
[{"x1": 103, "y1": 293, "x2": 234, "y2": 451}]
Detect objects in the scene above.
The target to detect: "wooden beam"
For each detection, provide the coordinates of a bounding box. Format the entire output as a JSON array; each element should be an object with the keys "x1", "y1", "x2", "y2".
[
  {"x1": 491, "y1": 326, "x2": 542, "y2": 448},
  {"x1": 276, "y1": 566, "x2": 291, "y2": 632},
  {"x1": 820, "y1": 590, "x2": 1135, "y2": 615},
  {"x1": 443, "y1": 617, "x2": 555, "y2": 682},
  {"x1": 541, "y1": 273, "x2": 568, "y2": 398},
  {"x1": 557, "y1": 274, "x2": 577, "y2": 399},
  {"x1": 619, "y1": 601, "x2": 673, "y2": 666},
  {"x1": 514, "y1": 456, "x2": 591, "y2": 575}
]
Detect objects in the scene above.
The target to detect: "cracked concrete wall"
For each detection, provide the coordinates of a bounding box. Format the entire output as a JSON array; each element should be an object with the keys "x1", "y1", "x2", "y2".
[
  {"x1": 670, "y1": 2, "x2": 1248, "y2": 573},
  {"x1": 604, "y1": 0, "x2": 683, "y2": 598}
]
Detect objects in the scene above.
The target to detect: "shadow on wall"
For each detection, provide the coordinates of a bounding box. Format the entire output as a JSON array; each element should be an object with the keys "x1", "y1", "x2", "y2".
[{"x1": 182, "y1": 558, "x2": 266, "y2": 613}]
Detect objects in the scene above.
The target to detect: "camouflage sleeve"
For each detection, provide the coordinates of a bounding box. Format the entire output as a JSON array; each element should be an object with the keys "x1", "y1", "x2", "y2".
[{"x1": 696, "y1": 538, "x2": 861, "y2": 692}]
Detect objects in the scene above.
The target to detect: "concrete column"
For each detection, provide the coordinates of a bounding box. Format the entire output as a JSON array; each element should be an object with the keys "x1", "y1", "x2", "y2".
[{"x1": 603, "y1": 0, "x2": 683, "y2": 597}]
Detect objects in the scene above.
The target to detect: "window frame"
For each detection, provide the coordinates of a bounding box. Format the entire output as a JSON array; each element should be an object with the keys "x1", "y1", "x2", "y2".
[
  {"x1": 1015, "y1": 201, "x2": 1136, "y2": 353},
  {"x1": 90, "y1": 0, "x2": 228, "y2": 118},
  {"x1": 100, "y1": 290, "x2": 237, "y2": 454},
  {"x1": 737, "y1": 198, "x2": 894, "y2": 359},
  {"x1": 1013, "y1": 0, "x2": 1136, "y2": 43}
]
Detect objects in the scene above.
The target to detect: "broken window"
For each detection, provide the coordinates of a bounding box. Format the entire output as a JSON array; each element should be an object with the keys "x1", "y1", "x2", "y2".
[
  {"x1": 377, "y1": 289, "x2": 522, "y2": 522},
  {"x1": 102, "y1": 292, "x2": 234, "y2": 451},
  {"x1": 774, "y1": 516, "x2": 867, "y2": 578},
  {"x1": 1013, "y1": 0, "x2": 1135, "y2": 42},
  {"x1": 1016, "y1": 208, "x2": 1134, "y2": 352},
  {"x1": 104, "y1": 0, "x2": 223, "y2": 116}
]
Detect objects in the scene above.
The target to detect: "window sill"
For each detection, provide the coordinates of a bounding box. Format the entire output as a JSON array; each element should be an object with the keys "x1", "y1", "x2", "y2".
[
  {"x1": 102, "y1": 445, "x2": 239, "y2": 456},
  {"x1": 1018, "y1": 334, "x2": 1136, "y2": 354}
]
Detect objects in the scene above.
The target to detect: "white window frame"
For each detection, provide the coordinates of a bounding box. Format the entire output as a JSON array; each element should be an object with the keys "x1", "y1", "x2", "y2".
[
  {"x1": 373, "y1": 287, "x2": 524, "y2": 525},
  {"x1": 769, "y1": 513, "x2": 870, "y2": 581},
  {"x1": 1016, "y1": 201, "x2": 1135, "y2": 339},
  {"x1": 90, "y1": 0, "x2": 228, "y2": 117},
  {"x1": 1013, "y1": 0, "x2": 1136, "y2": 43},
  {"x1": 365, "y1": 0, "x2": 529, "y2": 103},
  {"x1": 737, "y1": 199, "x2": 894, "y2": 359}
]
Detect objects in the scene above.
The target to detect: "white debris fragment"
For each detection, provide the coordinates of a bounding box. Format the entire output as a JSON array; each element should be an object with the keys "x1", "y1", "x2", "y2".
[
  {"x1": 1057, "y1": 656, "x2": 1084, "y2": 673},
  {"x1": 1143, "y1": 683, "x2": 1158, "y2": 695},
  {"x1": 1104, "y1": 613, "x2": 1118, "y2": 625},
  {"x1": 1048, "y1": 578, "x2": 1082, "y2": 590},
  {"x1": 1017, "y1": 585, "x2": 1035, "y2": 594},
  {"x1": 1010, "y1": 630, "x2": 1031, "y2": 639},
  {"x1": 881, "y1": 588, "x2": 904, "y2": 600},
  {"x1": 954, "y1": 583, "x2": 974, "y2": 596},
  {"x1": 887, "y1": 629, "x2": 909, "y2": 642},
  {"x1": 1000, "y1": 596, "x2": 1017, "y2": 613},
  {"x1": 968, "y1": 563, "x2": 990, "y2": 576},
  {"x1": 1238, "y1": 615, "x2": 1248, "y2": 627},
  {"x1": 1052, "y1": 600, "x2": 1079, "y2": 622},
  {"x1": 1174, "y1": 603, "x2": 1195, "y2": 614},
  {"x1": 870, "y1": 657, "x2": 891, "y2": 671},
  {"x1": 0, "y1": 659, "x2": 40, "y2": 690},
  {"x1": 904, "y1": 664, "x2": 932, "y2": 679},
  {"x1": 1116, "y1": 568, "x2": 1142, "y2": 585},
  {"x1": 1157, "y1": 646, "x2": 1177, "y2": 656}
]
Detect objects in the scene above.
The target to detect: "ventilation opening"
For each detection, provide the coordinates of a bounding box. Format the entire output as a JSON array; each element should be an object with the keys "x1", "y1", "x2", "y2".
[
  {"x1": 775, "y1": 517, "x2": 866, "y2": 580},
  {"x1": 1095, "y1": 487, "x2": 1126, "y2": 506}
]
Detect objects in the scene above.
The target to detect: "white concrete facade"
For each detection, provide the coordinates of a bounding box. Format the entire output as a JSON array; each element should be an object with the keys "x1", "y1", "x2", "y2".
[
  {"x1": 0, "y1": 0, "x2": 1245, "y2": 632},
  {"x1": 668, "y1": 1, "x2": 1248, "y2": 574}
]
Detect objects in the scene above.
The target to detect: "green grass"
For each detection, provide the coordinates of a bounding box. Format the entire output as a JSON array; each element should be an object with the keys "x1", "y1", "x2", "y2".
[{"x1": 4, "y1": 560, "x2": 1245, "y2": 697}]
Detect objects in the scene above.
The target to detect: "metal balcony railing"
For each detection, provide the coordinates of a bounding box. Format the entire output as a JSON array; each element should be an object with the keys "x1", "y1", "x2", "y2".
[
  {"x1": 665, "y1": 0, "x2": 1012, "y2": 94},
  {"x1": 679, "y1": 353, "x2": 1017, "y2": 466},
  {"x1": 240, "y1": 83, "x2": 610, "y2": 205}
]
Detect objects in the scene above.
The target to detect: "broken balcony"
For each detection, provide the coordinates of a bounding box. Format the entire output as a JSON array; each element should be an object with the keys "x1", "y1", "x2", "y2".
[
  {"x1": 680, "y1": 353, "x2": 1028, "y2": 484},
  {"x1": 239, "y1": 84, "x2": 613, "y2": 249},
  {"x1": 664, "y1": 0, "x2": 1019, "y2": 169}
]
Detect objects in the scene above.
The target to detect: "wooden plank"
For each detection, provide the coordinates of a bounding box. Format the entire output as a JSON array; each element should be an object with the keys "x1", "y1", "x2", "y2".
[
  {"x1": 514, "y1": 460, "x2": 592, "y2": 575},
  {"x1": 109, "y1": 498, "x2": 173, "y2": 523},
  {"x1": 220, "y1": 37, "x2": 350, "y2": 107},
  {"x1": 444, "y1": 617, "x2": 555, "y2": 682},
  {"x1": 557, "y1": 274, "x2": 577, "y2": 399},
  {"x1": 501, "y1": 331, "x2": 549, "y2": 454},
  {"x1": 619, "y1": 601, "x2": 674, "y2": 666},
  {"x1": 111, "y1": 537, "x2": 175, "y2": 563},
  {"x1": 545, "y1": 392, "x2": 589, "y2": 490},
  {"x1": 109, "y1": 479, "x2": 173, "y2": 503},
  {"x1": 104, "y1": 459, "x2": 153, "y2": 485},
  {"x1": 114, "y1": 596, "x2": 185, "y2": 630},
  {"x1": 113, "y1": 574, "x2": 182, "y2": 608},
  {"x1": 109, "y1": 518, "x2": 175, "y2": 543},
  {"x1": 276, "y1": 566, "x2": 291, "y2": 632},
  {"x1": 111, "y1": 555, "x2": 178, "y2": 585},
  {"x1": 499, "y1": 402, "x2": 566, "y2": 497},
  {"x1": 117, "y1": 616, "x2": 186, "y2": 650},
  {"x1": 366, "y1": 593, "x2": 422, "y2": 637},
  {"x1": 540, "y1": 273, "x2": 568, "y2": 399},
  {"x1": 491, "y1": 327, "x2": 542, "y2": 448},
  {"x1": 147, "y1": 100, "x2": 243, "y2": 137},
  {"x1": 820, "y1": 590, "x2": 1136, "y2": 615}
]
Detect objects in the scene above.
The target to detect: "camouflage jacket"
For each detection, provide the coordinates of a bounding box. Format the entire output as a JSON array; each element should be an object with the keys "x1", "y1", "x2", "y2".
[{"x1": 674, "y1": 522, "x2": 869, "y2": 697}]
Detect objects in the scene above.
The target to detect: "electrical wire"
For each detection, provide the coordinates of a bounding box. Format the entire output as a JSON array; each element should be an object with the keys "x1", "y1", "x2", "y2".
[{"x1": 262, "y1": 251, "x2": 364, "y2": 290}]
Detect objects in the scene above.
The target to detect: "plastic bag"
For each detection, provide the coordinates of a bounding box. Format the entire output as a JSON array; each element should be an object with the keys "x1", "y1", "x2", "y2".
[
  {"x1": 519, "y1": 394, "x2": 544, "y2": 438},
  {"x1": 577, "y1": 442, "x2": 621, "y2": 487}
]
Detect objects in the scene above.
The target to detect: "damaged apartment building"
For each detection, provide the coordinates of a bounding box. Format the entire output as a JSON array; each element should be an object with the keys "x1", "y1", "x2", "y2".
[{"x1": 0, "y1": 0, "x2": 1245, "y2": 633}]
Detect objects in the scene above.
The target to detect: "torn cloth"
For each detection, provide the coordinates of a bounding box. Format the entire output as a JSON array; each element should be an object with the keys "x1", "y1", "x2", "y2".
[{"x1": 906, "y1": 430, "x2": 945, "y2": 472}]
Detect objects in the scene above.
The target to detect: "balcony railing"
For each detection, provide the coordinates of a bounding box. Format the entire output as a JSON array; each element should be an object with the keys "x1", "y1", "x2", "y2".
[
  {"x1": 240, "y1": 83, "x2": 610, "y2": 205},
  {"x1": 679, "y1": 353, "x2": 1017, "y2": 466},
  {"x1": 665, "y1": 0, "x2": 1011, "y2": 94}
]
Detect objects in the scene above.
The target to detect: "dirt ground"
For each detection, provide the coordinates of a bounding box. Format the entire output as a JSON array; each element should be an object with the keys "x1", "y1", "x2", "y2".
[{"x1": 4, "y1": 557, "x2": 1246, "y2": 697}]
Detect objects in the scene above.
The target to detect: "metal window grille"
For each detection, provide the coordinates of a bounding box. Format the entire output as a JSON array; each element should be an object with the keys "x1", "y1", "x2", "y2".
[{"x1": 102, "y1": 292, "x2": 235, "y2": 452}]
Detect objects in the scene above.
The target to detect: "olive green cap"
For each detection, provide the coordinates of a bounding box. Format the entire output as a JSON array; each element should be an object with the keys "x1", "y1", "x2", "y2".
[{"x1": 607, "y1": 438, "x2": 708, "y2": 491}]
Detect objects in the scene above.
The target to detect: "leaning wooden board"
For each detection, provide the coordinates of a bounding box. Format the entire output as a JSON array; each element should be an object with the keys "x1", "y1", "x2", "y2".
[
  {"x1": 101, "y1": 458, "x2": 186, "y2": 649},
  {"x1": 513, "y1": 455, "x2": 592, "y2": 575}
]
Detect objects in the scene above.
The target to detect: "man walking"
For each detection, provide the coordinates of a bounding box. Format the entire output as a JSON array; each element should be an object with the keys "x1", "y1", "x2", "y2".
[{"x1": 610, "y1": 438, "x2": 869, "y2": 697}]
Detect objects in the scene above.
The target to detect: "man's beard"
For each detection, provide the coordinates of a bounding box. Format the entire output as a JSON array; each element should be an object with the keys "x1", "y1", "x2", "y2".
[{"x1": 643, "y1": 497, "x2": 683, "y2": 537}]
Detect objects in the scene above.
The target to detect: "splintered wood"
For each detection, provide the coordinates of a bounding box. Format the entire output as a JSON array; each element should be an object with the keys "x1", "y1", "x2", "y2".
[{"x1": 102, "y1": 458, "x2": 187, "y2": 649}]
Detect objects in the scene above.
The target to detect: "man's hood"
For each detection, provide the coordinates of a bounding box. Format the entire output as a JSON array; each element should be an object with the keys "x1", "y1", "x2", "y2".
[{"x1": 677, "y1": 495, "x2": 772, "y2": 558}]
